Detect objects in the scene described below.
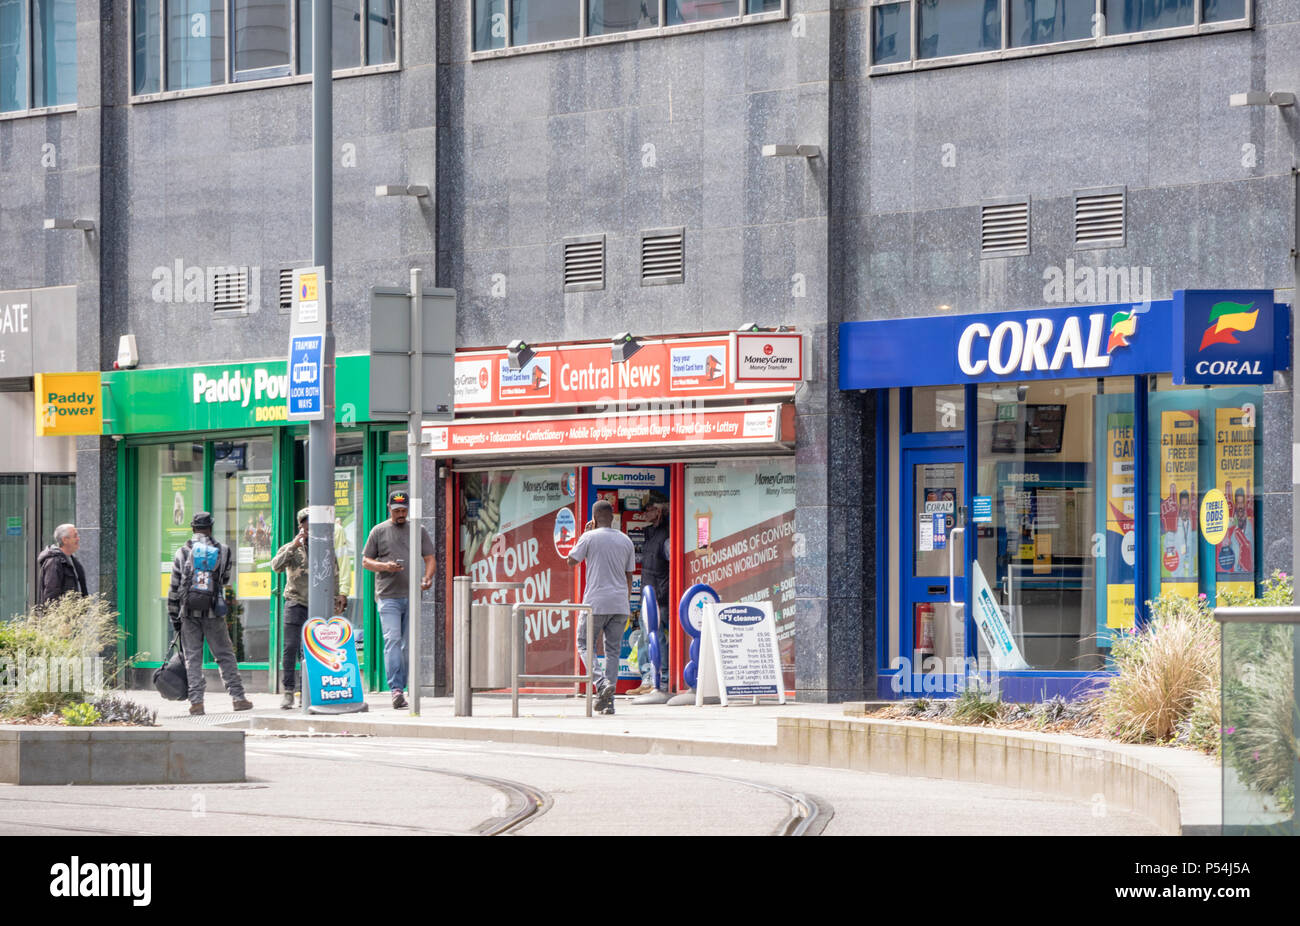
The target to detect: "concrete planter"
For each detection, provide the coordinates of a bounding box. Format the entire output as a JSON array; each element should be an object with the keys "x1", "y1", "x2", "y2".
[{"x1": 0, "y1": 727, "x2": 245, "y2": 785}]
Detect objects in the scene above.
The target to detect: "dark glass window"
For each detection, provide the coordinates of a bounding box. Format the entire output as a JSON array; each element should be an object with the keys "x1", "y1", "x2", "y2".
[
  {"x1": 1202, "y1": 0, "x2": 1245, "y2": 21},
  {"x1": 588, "y1": 0, "x2": 657, "y2": 36},
  {"x1": 918, "y1": 0, "x2": 1001, "y2": 59},
  {"x1": 473, "y1": 0, "x2": 506, "y2": 49},
  {"x1": 0, "y1": 0, "x2": 29, "y2": 111},
  {"x1": 167, "y1": 0, "x2": 226, "y2": 90},
  {"x1": 133, "y1": 0, "x2": 161, "y2": 93},
  {"x1": 873, "y1": 2, "x2": 910, "y2": 64},
  {"x1": 366, "y1": 0, "x2": 396, "y2": 64},
  {"x1": 1105, "y1": 0, "x2": 1194, "y2": 34},
  {"x1": 666, "y1": 0, "x2": 740, "y2": 26},
  {"x1": 233, "y1": 0, "x2": 291, "y2": 80},
  {"x1": 32, "y1": 0, "x2": 76, "y2": 106},
  {"x1": 1010, "y1": 0, "x2": 1094, "y2": 46},
  {"x1": 512, "y1": 0, "x2": 581, "y2": 44}
]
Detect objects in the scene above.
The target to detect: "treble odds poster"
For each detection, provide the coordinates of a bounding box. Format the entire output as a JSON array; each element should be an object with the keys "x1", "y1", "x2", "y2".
[
  {"x1": 160, "y1": 472, "x2": 201, "y2": 598},
  {"x1": 460, "y1": 468, "x2": 578, "y2": 678},
  {"x1": 1104, "y1": 412, "x2": 1135, "y2": 632},
  {"x1": 1159, "y1": 409, "x2": 1199, "y2": 598},
  {"x1": 1214, "y1": 407, "x2": 1256, "y2": 597},
  {"x1": 684, "y1": 460, "x2": 796, "y2": 690}
]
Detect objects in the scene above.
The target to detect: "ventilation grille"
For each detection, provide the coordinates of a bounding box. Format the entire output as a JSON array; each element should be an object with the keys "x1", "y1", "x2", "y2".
[
  {"x1": 1074, "y1": 189, "x2": 1126, "y2": 247},
  {"x1": 641, "y1": 229, "x2": 685, "y2": 285},
  {"x1": 211, "y1": 269, "x2": 249, "y2": 313},
  {"x1": 279, "y1": 268, "x2": 294, "y2": 311},
  {"x1": 980, "y1": 201, "x2": 1030, "y2": 255},
  {"x1": 563, "y1": 237, "x2": 605, "y2": 291}
]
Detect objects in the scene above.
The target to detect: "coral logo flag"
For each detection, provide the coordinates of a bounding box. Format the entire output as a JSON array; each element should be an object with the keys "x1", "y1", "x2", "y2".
[{"x1": 1198, "y1": 300, "x2": 1258, "y2": 351}]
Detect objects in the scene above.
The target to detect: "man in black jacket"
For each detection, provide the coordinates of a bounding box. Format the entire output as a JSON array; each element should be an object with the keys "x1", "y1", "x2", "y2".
[{"x1": 36, "y1": 524, "x2": 87, "y2": 605}]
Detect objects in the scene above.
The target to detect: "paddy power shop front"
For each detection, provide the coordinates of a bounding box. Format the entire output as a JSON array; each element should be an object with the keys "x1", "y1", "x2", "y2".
[
  {"x1": 839, "y1": 291, "x2": 1290, "y2": 701},
  {"x1": 104, "y1": 354, "x2": 409, "y2": 691},
  {"x1": 438, "y1": 333, "x2": 801, "y2": 695}
]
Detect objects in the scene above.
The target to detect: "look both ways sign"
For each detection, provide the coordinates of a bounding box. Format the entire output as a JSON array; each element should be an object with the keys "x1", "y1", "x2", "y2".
[
  {"x1": 302, "y1": 617, "x2": 368, "y2": 714},
  {"x1": 695, "y1": 601, "x2": 786, "y2": 706}
]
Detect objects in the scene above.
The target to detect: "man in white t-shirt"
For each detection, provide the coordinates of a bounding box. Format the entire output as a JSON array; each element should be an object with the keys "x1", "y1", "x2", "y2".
[{"x1": 567, "y1": 500, "x2": 635, "y2": 716}]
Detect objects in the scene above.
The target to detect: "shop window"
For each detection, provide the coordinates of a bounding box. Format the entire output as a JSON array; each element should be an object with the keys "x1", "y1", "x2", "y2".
[
  {"x1": 684, "y1": 459, "x2": 796, "y2": 689},
  {"x1": 291, "y1": 433, "x2": 365, "y2": 637},
  {"x1": 0, "y1": 475, "x2": 30, "y2": 620},
  {"x1": 135, "y1": 443, "x2": 205, "y2": 664},
  {"x1": 1147, "y1": 375, "x2": 1263, "y2": 606},
  {"x1": 910, "y1": 385, "x2": 965, "y2": 433},
  {"x1": 458, "y1": 467, "x2": 580, "y2": 679},
  {"x1": 975, "y1": 377, "x2": 1133, "y2": 672},
  {"x1": 212, "y1": 438, "x2": 275, "y2": 663},
  {"x1": 38, "y1": 474, "x2": 76, "y2": 553}
]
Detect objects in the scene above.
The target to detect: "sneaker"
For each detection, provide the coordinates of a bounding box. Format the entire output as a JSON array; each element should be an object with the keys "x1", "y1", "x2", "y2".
[
  {"x1": 392, "y1": 691, "x2": 408, "y2": 710},
  {"x1": 600, "y1": 703, "x2": 616, "y2": 716},
  {"x1": 594, "y1": 683, "x2": 614, "y2": 713},
  {"x1": 629, "y1": 682, "x2": 652, "y2": 696},
  {"x1": 232, "y1": 698, "x2": 254, "y2": 711},
  {"x1": 280, "y1": 691, "x2": 295, "y2": 710},
  {"x1": 189, "y1": 702, "x2": 205, "y2": 716}
]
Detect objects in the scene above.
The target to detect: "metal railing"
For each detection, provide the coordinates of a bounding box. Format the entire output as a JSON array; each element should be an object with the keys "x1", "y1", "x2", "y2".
[
  {"x1": 452, "y1": 578, "x2": 524, "y2": 717},
  {"x1": 1213, "y1": 606, "x2": 1300, "y2": 836},
  {"x1": 511, "y1": 601, "x2": 593, "y2": 718}
]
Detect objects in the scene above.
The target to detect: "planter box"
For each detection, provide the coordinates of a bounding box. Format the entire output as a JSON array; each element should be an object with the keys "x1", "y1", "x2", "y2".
[{"x1": 0, "y1": 728, "x2": 245, "y2": 785}]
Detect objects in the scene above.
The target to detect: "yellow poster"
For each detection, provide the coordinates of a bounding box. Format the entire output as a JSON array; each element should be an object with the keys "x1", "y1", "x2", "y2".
[
  {"x1": 1214, "y1": 407, "x2": 1256, "y2": 599},
  {"x1": 1105, "y1": 412, "x2": 1135, "y2": 629},
  {"x1": 33, "y1": 372, "x2": 103, "y2": 436},
  {"x1": 1158, "y1": 409, "x2": 1199, "y2": 598}
]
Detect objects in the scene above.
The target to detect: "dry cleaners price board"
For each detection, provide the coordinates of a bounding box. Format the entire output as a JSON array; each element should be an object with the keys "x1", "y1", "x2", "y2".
[{"x1": 696, "y1": 601, "x2": 786, "y2": 706}]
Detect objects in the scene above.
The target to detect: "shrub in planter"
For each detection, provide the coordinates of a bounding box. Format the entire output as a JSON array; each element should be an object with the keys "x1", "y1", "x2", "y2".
[{"x1": 1099, "y1": 592, "x2": 1219, "y2": 744}]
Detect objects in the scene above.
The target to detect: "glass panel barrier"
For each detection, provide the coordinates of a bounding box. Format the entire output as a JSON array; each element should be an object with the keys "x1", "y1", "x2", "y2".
[{"x1": 1221, "y1": 614, "x2": 1299, "y2": 835}]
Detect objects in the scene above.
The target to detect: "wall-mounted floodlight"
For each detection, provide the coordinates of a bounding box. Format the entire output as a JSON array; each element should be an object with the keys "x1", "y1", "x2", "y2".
[
  {"x1": 507, "y1": 339, "x2": 534, "y2": 370},
  {"x1": 611, "y1": 332, "x2": 641, "y2": 363},
  {"x1": 43, "y1": 218, "x2": 95, "y2": 231},
  {"x1": 1229, "y1": 90, "x2": 1296, "y2": 107},
  {"x1": 737, "y1": 322, "x2": 764, "y2": 332},
  {"x1": 375, "y1": 184, "x2": 431, "y2": 198},
  {"x1": 761, "y1": 144, "x2": 821, "y2": 158}
]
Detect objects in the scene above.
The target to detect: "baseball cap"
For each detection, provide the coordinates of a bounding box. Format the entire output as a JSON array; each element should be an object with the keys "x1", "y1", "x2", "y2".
[
  {"x1": 297, "y1": 508, "x2": 310, "y2": 524},
  {"x1": 191, "y1": 511, "x2": 214, "y2": 530},
  {"x1": 388, "y1": 491, "x2": 410, "y2": 509}
]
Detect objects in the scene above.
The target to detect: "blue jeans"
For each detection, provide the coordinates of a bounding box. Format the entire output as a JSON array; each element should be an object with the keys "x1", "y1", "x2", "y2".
[{"x1": 377, "y1": 597, "x2": 409, "y2": 692}]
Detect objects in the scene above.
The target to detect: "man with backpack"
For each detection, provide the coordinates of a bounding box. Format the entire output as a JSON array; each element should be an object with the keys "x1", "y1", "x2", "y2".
[{"x1": 168, "y1": 511, "x2": 253, "y2": 715}]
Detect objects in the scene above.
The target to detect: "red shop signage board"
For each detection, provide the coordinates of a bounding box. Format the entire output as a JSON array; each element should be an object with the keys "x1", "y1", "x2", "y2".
[
  {"x1": 425, "y1": 405, "x2": 794, "y2": 458},
  {"x1": 452, "y1": 336, "x2": 799, "y2": 412}
]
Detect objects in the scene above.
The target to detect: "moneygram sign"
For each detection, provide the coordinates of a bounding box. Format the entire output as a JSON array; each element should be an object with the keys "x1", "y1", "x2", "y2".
[{"x1": 731, "y1": 332, "x2": 805, "y2": 382}]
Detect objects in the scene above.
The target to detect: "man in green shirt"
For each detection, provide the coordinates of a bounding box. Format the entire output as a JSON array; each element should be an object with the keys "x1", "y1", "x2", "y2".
[{"x1": 270, "y1": 508, "x2": 343, "y2": 709}]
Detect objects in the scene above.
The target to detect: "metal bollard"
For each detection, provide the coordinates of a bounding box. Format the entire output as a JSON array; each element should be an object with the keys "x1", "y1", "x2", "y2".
[{"x1": 453, "y1": 576, "x2": 471, "y2": 716}]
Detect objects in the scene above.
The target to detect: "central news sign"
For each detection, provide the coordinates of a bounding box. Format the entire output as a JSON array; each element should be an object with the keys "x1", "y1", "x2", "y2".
[{"x1": 838, "y1": 293, "x2": 1289, "y2": 390}]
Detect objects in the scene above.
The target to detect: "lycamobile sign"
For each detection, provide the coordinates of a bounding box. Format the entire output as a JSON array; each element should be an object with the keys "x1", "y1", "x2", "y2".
[{"x1": 102, "y1": 355, "x2": 371, "y2": 435}]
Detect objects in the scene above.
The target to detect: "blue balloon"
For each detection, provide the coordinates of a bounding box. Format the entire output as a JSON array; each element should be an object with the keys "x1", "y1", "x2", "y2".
[
  {"x1": 683, "y1": 661, "x2": 698, "y2": 689},
  {"x1": 647, "y1": 630, "x2": 660, "y2": 671},
  {"x1": 689, "y1": 638, "x2": 700, "y2": 663},
  {"x1": 678, "y1": 583, "x2": 719, "y2": 639}
]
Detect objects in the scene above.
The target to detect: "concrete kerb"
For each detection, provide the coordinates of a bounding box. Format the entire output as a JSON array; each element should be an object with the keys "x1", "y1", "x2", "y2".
[{"x1": 0, "y1": 726, "x2": 245, "y2": 785}]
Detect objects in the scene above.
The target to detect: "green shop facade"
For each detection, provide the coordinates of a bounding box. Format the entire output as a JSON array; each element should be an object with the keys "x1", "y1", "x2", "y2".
[{"x1": 105, "y1": 354, "x2": 412, "y2": 692}]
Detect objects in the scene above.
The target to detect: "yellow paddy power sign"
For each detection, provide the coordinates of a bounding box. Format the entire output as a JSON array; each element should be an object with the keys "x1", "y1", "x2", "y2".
[{"x1": 34, "y1": 372, "x2": 102, "y2": 436}]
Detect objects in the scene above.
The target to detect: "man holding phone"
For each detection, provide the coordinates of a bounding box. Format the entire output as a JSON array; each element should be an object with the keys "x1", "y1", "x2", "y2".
[
  {"x1": 362, "y1": 491, "x2": 436, "y2": 709},
  {"x1": 270, "y1": 508, "x2": 344, "y2": 709}
]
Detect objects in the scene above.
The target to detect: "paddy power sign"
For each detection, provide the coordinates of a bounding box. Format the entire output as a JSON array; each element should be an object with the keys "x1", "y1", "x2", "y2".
[{"x1": 34, "y1": 372, "x2": 103, "y2": 436}]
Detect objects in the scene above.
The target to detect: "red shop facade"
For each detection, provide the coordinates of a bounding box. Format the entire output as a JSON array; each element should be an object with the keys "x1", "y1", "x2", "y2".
[{"x1": 433, "y1": 331, "x2": 803, "y2": 695}]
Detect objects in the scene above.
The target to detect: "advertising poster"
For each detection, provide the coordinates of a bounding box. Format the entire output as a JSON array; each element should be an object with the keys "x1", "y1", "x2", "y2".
[
  {"x1": 1214, "y1": 407, "x2": 1256, "y2": 598},
  {"x1": 1158, "y1": 409, "x2": 1199, "y2": 598},
  {"x1": 160, "y1": 473, "x2": 201, "y2": 597},
  {"x1": 1104, "y1": 411, "x2": 1136, "y2": 633},
  {"x1": 460, "y1": 468, "x2": 578, "y2": 679},
  {"x1": 333, "y1": 468, "x2": 358, "y2": 599},
  {"x1": 684, "y1": 460, "x2": 796, "y2": 690},
  {"x1": 235, "y1": 472, "x2": 274, "y2": 598}
]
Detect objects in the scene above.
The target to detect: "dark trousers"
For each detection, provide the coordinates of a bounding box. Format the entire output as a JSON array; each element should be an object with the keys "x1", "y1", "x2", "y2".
[{"x1": 282, "y1": 602, "x2": 308, "y2": 690}]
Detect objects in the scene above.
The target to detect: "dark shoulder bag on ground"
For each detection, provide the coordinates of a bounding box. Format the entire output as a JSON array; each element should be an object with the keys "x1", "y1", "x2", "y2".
[{"x1": 152, "y1": 632, "x2": 188, "y2": 700}]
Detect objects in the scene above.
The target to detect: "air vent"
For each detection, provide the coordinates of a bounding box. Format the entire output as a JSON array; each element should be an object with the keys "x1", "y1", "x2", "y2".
[
  {"x1": 211, "y1": 269, "x2": 249, "y2": 314},
  {"x1": 641, "y1": 228, "x2": 685, "y2": 286},
  {"x1": 980, "y1": 200, "x2": 1030, "y2": 256},
  {"x1": 279, "y1": 268, "x2": 294, "y2": 312},
  {"x1": 563, "y1": 236, "x2": 605, "y2": 292},
  {"x1": 1074, "y1": 188, "x2": 1126, "y2": 248}
]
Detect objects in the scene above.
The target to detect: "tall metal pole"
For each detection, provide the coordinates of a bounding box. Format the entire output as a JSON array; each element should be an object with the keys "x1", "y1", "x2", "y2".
[
  {"x1": 409, "y1": 268, "x2": 423, "y2": 714},
  {"x1": 305, "y1": 0, "x2": 335, "y2": 713}
]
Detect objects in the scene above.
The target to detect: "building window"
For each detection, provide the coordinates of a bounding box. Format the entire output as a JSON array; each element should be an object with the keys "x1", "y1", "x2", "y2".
[
  {"x1": 871, "y1": 0, "x2": 1250, "y2": 70},
  {"x1": 132, "y1": 0, "x2": 397, "y2": 97},
  {"x1": 473, "y1": 0, "x2": 785, "y2": 53},
  {"x1": 0, "y1": 0, "x2": 77, "y2": 114}
]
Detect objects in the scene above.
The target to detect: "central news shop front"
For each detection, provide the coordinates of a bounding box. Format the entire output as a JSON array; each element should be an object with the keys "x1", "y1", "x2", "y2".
[
  {"x1": 435, "y1": 333, "x2": 798, "y2": 696},
  {"x1": 840, "y1": 292, "x2": 1290, "y2": 701}
]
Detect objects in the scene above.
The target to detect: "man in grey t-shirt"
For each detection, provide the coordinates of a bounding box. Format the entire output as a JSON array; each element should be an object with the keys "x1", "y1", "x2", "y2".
[
  {"x1": 567, "y1": 499, "x2": 635, "y2": 715},
  {"x1": 362, "y1": 491, "x2": 436, "y2": 709}
]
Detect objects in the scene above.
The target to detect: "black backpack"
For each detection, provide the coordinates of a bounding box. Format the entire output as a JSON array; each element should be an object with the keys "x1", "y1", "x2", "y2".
[{"x1": 152, "y1": 633, "x2": 188, "y2": 701}]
